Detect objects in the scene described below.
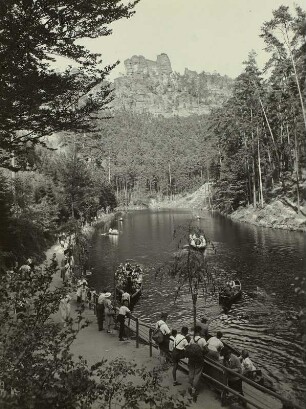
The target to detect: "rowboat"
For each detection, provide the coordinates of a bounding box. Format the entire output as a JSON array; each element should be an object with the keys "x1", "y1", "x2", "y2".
[
  {"x1": 115, "y1": 263, "x2": 143, "y2": 310},
  {"x1": 184, "y1": 233, "x2": 207, "y2": 252},
  {"x1": 219, "y1": 279, "x2": 242, "y2": 309}
]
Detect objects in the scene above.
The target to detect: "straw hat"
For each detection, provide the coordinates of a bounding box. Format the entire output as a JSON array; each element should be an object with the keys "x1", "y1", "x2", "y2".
[{"x1": 104, "y1": 292, "x2": 111, "y2": 298}]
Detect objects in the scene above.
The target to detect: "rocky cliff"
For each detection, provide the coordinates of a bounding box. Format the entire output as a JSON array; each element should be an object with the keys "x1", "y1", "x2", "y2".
[{"x1": 112, "y1": 53, "x2": 233, "y2": 116}]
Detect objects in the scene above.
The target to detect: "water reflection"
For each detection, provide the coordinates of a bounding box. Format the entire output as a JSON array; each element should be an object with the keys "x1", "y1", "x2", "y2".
[{"x1": 88, "y1": 209, "x2": 305, "y2": 405}]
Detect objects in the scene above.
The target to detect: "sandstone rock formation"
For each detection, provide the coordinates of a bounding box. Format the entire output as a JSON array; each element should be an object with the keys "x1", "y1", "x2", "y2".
[{"x1": 112, "y1": 53, "x2": 233, "y2": 117}]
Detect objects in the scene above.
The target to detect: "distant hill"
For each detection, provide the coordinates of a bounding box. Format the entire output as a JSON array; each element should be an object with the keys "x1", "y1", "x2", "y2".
[{"x1": 111, "y1": 53, "x2": 233, "y2": 117}]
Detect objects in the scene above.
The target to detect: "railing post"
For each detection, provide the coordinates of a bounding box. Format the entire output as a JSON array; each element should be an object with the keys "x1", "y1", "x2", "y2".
[
  {"x1": 149, "y1": 328, "x2": 153, "y2": 357},
  {"x1": 135, "y1": 318, "x2": 139, "y2": 348}
]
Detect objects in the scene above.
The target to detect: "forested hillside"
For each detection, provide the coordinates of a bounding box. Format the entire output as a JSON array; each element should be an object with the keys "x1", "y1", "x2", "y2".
[
  {"x1": 208, "y1": 6, "x2": 305, "y2": 214},
  {"x1": 88, "y1": 5, "x2": 305, "y2": 217}
]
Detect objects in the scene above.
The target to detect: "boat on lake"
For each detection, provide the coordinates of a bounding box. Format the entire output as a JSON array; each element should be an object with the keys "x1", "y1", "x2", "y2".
[
  {"x1": 115, "y1": 262, "x2": 143, "y2": 309},
  {"x1": 219, "y1": 279, "x2": 242, "y2": 308},
  {"x1": 108, "y1": 228, "x2": 119, "y2": 236},
  {"x1": 188, "y1": 233, "x2": 207, "y2": 251}
]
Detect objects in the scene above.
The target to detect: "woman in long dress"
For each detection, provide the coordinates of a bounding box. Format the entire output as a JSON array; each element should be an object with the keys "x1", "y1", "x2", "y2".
[
  {"x1": 59, "y1": 295, "x2": 71, "y2": 326},
  {"x1": 103, "y1": 293, "x2": 114, "y2": 333}
]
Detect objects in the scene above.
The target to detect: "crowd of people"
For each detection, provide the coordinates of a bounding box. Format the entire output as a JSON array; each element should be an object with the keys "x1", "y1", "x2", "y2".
[
  {"x1": 154, "y1": 313, "x2": 257, "y2": 403},
  {"x1": 55, "y1": 243, "x2": 257, "y2": 405}
]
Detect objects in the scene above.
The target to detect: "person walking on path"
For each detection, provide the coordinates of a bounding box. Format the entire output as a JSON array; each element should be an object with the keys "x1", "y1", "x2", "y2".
[
  {"x1": 103, "y1": 292, "x2": 114, "y2": 333},
  {"x1": 96, "y1": 290, "x2": 106, "y2": 331},
  {"x1": 172, "y1": 326, "x2": 189, "y2": 386},
  {"x1": 155, "y1": 313, "x2": 171, "y2": 365},
  {"x1": 169, "y1": 329, "x2": 177, "y2": 353},
  {"x1": 187, "y1": 325, "x2": 207, "y2": 400},
  {"x1": 117, "y1": 300, "x2": 131, "y2": 341}
]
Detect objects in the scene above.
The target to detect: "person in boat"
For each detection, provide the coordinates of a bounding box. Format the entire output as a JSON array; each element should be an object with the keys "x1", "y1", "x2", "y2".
[
  {"x1": 241, "y1": 350, "x2": 256, "y2": 378},
  {"x1": 222, "y1": 283, "x2": 233, "y2": 297},
  {"x1": 206, "y1": 331, "x2": 224, "y2": 360},
  {"x1": 199, "y1": 234, "x2": 206, "y2": 248},
  {"x1": 134, "y1": 264, "x2": 141, "y2": 273},
  {"x1": 121, "y1": 291, "x2": 131, "y2": 306}
]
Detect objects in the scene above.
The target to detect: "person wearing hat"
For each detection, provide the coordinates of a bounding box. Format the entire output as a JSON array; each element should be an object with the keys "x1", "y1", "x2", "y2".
[
  {"x1": 103, "y1": 292, "x2": 114, "y2": 333},
  {"x1": 155, "y1": 312, "x2": 171, "y2": 364},
  {"x1": 96, "y1": 290, "x2": 106, "y2": 331}
]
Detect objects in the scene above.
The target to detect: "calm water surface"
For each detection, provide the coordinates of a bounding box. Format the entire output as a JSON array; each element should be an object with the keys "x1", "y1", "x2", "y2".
[{"x1": 88, "y1": 209, "x2": 305, "y2": 405}]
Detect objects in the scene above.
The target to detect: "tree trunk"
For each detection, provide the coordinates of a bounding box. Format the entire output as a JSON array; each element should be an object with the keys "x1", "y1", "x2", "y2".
[
  {"x1": 257, "y1": 127, "x2": 264, "y2": 207},
  {"x1": 294, "y1": 128, "x2": 301, "y2": 215}
]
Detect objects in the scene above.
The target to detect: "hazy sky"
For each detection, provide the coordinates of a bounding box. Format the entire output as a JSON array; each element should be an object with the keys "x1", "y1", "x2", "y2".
[{"x1": 79, "y1": 0, "x2": 303, "y2": 80}]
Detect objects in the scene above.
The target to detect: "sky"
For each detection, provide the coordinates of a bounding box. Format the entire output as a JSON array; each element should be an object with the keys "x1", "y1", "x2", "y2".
[{"x1": 69, "y1": 0, "x2": 304, "y2": 80}]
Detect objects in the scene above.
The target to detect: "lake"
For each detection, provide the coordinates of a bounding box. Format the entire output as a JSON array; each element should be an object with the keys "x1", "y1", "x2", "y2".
[{"x1": 87, "y1": 209, "x2": 305, "y2": 405}]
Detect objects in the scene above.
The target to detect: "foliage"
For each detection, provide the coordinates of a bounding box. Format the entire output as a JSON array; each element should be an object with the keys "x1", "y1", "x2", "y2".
[
  {"x1": 0, "y1": 258, "x2": 190, "y2": 409},
  {"x1": 156, "y1": 224, "x2": 216, "y2": 328},
  {"x1": 93, "y1": 357, "x2": 190, "y2": 409},
  {"x1": 72, "y1": 112, "x2": 217, "y2": 204},
  {"x1": 207, "y1": 6, "x2": 306, "y2": 213},
  {"x1": 0, "y1": 0, "x2": 138, "y2": 170}
]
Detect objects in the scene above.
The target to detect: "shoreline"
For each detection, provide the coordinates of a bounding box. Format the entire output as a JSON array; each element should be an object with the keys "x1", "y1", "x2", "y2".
[{"x1": 148, "y1": 198, "x2": 306, "y2": 232}]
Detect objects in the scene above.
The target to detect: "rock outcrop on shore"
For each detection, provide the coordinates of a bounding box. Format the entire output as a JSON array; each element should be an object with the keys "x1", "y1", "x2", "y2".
[{"x1": 230, "y1": 200, "x2": 306, "y2": 232}]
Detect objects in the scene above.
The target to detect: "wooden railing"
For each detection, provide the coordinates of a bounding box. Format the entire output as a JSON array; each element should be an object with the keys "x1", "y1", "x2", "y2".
[
  {"x1": 123, "y1": 313, "x2": 303, "y2": 409},
  {"x1": 87, "y1": 301, "x2": 301, "y2": 409}
]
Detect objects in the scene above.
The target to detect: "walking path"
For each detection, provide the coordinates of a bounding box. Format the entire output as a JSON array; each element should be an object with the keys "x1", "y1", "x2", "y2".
[
  {"x1": 46, "y1": 245, "x2": 223, "y2": 409},
  {"x1": 46, "y1": 245, "x2": 286, "y2": 409}
]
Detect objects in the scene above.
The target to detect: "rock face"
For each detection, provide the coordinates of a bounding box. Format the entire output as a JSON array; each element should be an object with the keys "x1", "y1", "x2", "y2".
[
  {"x1": 112, "y1": 53, "x2": 233, "y2": 117},
  {"x1": 124, "y1": 53, "x2": 172, "y2": 76}
]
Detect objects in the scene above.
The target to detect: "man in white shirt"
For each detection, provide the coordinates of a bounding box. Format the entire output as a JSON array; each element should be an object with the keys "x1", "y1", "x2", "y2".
[
  {"x1": 207, "y1": 331, "x2": 224, "y2": 360},
  {"x1": 172, "y1": 326, "x2": 189, "y2": 386},
  {"x1": 155, "y1": 313, "x2": 171, "y2": 364}
]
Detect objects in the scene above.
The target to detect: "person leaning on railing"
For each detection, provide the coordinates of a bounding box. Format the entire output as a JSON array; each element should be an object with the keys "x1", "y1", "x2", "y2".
[{"x1": 222, "y1": 347, "x2": 245, "y2": 407}]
